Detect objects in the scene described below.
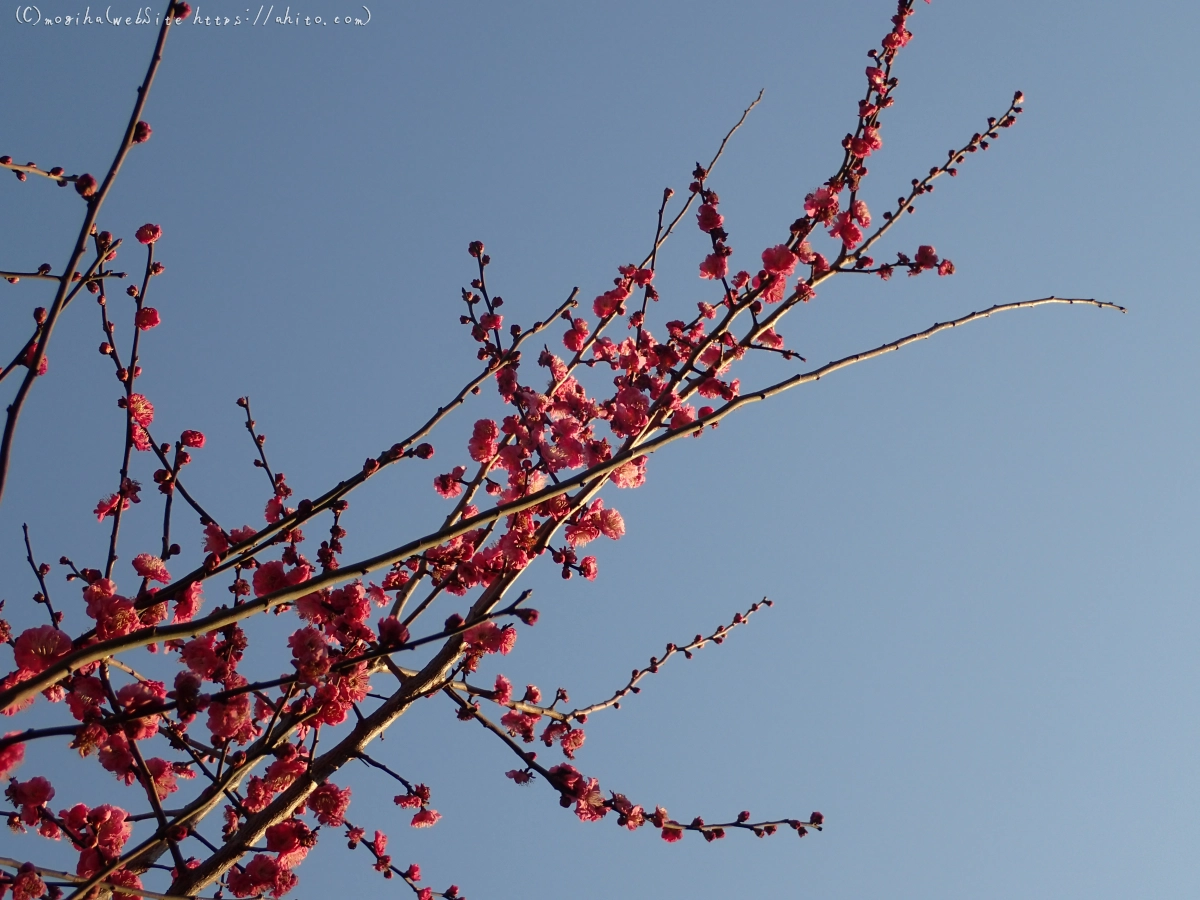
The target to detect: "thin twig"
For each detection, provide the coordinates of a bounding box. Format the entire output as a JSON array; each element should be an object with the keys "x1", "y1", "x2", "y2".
[
  {"x1": 0, "y1": 5, "x2": 175, "y2": 504},
  {"x1": 21, "y1": 524, "x2": 59, "y2": 628},
  {"x1": 639, "y1": 89, "x2": 764, "y2": 268}
]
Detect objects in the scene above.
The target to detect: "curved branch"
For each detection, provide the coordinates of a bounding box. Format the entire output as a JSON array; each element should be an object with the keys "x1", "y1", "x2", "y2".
[
  {"x1": 0, "y1": 295, "x2": 1124, "y2": 712},
  {"x1": 568, "y1": 598, "x2": 771, "y2": 720},
  {"x1": 443, "y1": 686, "x2": 819, "y2": 841}
]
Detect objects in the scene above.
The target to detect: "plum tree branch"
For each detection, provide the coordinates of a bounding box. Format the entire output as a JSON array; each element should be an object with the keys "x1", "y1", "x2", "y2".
[{"x1": 0, "y1": 295, "x2": 1124, "y2": 714}]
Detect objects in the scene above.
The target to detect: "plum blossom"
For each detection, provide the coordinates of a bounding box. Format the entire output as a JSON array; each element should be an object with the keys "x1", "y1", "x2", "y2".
[
  {"x1": 410, "y1": 808, "x2": 441, "y2": 829},
  {"x1": 547, "y1": 764, "x2": 607, "y2": 822},
  {"x1": 609, "y1": 455, "x2": 646, "y2": 488},
  {"x1": 492, "y1": 674, "x2": 513, "y2": 705},
  {"x1": 135, "y1": 223, "x2": 162, "y2": 245},
  {"x1": 122, "y1": 393, "x2": 154, "y2": 427},
  {"x1": 173, "y1": 581, "x2": 203, "y2": 623},
  {"x1": 914, "y1": 244, "x2": 940, "y2": 270},
  {"x1": 13, "y1": 625, "x2": 71, "y2": 675},
  {"x1": 468, "y1": 419, "x2": 499, "y2": 462},
  {"x1": 11, "y1": 864, "x2": 45, "y2": 900},
  {"x1": 592, "y1": 283, "x2": 631, "y2": 318},
  {"x1": 565, "y1": 499, "x2": 624, "y2": 547},
  {"x1": 6, "y1": 775, "x2": 54, "y2": 825},
  {"x1": 669, "y1": 406, "x2": 697, "y2": 431},
  {"x1": 252, "y1": 560, "x2": 311, "y2": 598},
  {"x1": 434, "y1": 466, "x2": 467, "y2": 498},
  {"x1": 698, "y1": 253, "x2": 728, "y2": 280},
  {"x1": 288, "y1": 627, "x2": 331, "y2": 682},
  {"x1": 500, "y1": 709, "x2": 541, "y2": 742},
  {"x1": 266, "y1": 819, "x2": 315, "y2": 869},
  {"x1": 804, "y1": 185, "x2": 839, "y2": 222},
  {"x1": 758, "y1": 328, "x2": 785, "y2": 350},
  {"x1": 563, "y1": 318, "x2": 590, "y2": 352},
  {"x1": 226, "y1": 854, "x2": 295, "y2": 899},
  {"x1": 308, "y1": 782, "x2": 351, "y2": 826},
  {"x1": 560, "y1": 728, "x2": 586, "y2": 759},
  {"x1": 760, "y1": 245, "x2": 798, "y2": 276},
  {"x1": 132, "y1": 553, "x2": 170, "y2": 583},
  {"x1": 394, "y1": 784, "x2": 431, "y2": 809},
  {"x1": 696, "y1": 203, "x2": 723, "y2": 232},
  {"x1": 463, "y1": 621, "x2": 517, "y2": 656},
  {"x1": 828, "y1": 211, "x2": 863, "y2": 248},
  {"x1": 850, "y1": 126, "x2": 883, "y2": 158},
  {"x1": 115, "y1": 680, "x2": 167, "y2": 740}
]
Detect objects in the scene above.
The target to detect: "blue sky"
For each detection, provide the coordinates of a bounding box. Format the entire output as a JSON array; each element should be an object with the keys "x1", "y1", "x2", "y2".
[{"x1": 1, "y1": 1, "x2": 1196, "y2": 898}]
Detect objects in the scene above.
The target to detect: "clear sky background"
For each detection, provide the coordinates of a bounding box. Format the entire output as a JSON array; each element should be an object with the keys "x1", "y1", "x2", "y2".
[{"x1": 1, "y1": 1, "x2": 1196, "y2": 898}]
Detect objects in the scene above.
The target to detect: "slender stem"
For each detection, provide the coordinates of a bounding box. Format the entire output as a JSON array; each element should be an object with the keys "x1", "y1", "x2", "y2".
[
  {"x1": 0, "y1": 243, "x2": 121, "y2": 388},
  {"x1": 21, "y1": 524, "x2": 59, "y2": 628},
  {"x1": 0, "y1": 3, "x2": 175, "y2": 505},
  {"x1": 104, "y1": 245, "x2": 155, "y2": 579},
  {"x1": 637, "y1": 89, "x2": 764, "y2": 269},
  {"x1": 97, "y1": 665, "x2": 186, "y2": 871},
  {"x1": 444, "y1": 687, "x2": 820, "y2": 838}
]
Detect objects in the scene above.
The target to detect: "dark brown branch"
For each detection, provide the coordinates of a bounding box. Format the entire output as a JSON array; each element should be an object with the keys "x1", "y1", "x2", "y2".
[
  {"x1": 567, "y1": 598, "x2": 772, "y2": 720},
  {"x1": 443, "y1": 686, "x2": 818, "y2": 841},
  {"x1": 21, "y1": 523, "x2": 59, "y2": 628},
  {"x1": 0, "y1": 4, "x2": 175, "y2": 505}
]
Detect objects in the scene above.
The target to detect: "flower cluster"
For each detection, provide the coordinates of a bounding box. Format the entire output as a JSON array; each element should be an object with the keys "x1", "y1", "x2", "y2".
[{"x1": 0, "y1": 3, "x2": 1071, "y2": 900}]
